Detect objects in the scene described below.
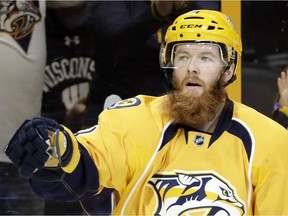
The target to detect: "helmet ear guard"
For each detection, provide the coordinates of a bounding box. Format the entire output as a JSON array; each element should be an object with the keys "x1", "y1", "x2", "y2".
[
  {"x1": 221, "y1": 71, "x2": 237, "y2": 88},
  {"x1": 160, "y1": 10, "x2": 242, "y2": 88},
  {"x1": 219, "y1": 60, "x2": 237, "y2": 88}
]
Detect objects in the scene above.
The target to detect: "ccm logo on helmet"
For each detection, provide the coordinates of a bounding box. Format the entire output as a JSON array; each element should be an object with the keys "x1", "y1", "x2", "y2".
[{"x1": 180, "y1": 24, "x2": 202, "y2": 29}]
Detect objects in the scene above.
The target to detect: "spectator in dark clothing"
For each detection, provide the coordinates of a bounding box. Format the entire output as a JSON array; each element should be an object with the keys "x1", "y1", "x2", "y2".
[{"x1": 42, "y1": 1, "x2": 96, "y2": 133}]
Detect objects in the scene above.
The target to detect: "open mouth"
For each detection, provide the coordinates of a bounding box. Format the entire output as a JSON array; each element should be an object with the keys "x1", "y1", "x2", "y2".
[{"x1": 186, "y1": 81, "x2": 201, "y2": 88}]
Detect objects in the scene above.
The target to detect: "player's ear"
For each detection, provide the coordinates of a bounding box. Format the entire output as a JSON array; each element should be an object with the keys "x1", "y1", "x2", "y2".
[{"x1": 222, "y1": 63, "x2": 235, "y2": 84}]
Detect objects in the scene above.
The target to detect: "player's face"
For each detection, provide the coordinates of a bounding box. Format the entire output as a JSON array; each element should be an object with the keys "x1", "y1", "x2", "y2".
[
  {"x1": 163, "y1": 43, "x2": 231, "y2": 128},
  {"x1": 172, "y1": 43, "x2": 226, "y2": 96}
]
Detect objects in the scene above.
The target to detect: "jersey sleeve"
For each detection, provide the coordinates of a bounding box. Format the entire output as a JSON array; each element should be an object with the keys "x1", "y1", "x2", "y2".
[
  {"x1": 29, "y1": 118, "x2": 122, "y2": 203},
  {"x1": 76, "y1": 110, "x2": 131, "y2": 193},
  {"x1": 252, "y1": 126, "x2": 288, "y2": 214}
]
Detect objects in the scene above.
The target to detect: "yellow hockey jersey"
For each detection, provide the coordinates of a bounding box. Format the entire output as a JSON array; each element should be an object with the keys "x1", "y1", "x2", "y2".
[{"x1": 58, "y1": 95, "x2": 288, "y2": 215}]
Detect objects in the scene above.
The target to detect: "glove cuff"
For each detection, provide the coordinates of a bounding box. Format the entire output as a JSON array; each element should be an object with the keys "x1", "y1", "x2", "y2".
[{"x1": 60, "y1": 125, "x2": 81, "y2": 173}]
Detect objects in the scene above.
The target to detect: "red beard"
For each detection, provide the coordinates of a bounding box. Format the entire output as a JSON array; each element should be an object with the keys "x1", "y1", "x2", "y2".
[{"x1": 163, "y1": 76, "x2": 227, "y2": 127}]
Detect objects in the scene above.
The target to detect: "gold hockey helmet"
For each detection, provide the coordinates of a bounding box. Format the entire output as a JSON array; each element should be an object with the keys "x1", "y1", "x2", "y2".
[{"x1": 160, "y1": 10, "x2": 242, "y2": 76}]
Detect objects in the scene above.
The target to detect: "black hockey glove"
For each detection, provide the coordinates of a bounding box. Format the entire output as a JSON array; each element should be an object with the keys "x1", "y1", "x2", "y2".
[{"x1": 5, "y1": 117, "x2": 74, "y2": 178}]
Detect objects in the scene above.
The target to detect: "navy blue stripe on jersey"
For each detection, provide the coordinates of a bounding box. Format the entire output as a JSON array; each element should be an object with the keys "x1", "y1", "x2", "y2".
[
  {"x1": 227, "y1": 120, "x2": 253, "y2": 162},
  {"x1": 159, "y1": 123, "x2": 180, "y2": 151},
  {"x1": 159, "y1": 99, "x2": 236, "y2": 150},
  {"x1": 75, "y1": 125, "x2": 97, "y2": 136},
  {"x1": 209, "y1": 99, "x2": 234, "y2": 146}
]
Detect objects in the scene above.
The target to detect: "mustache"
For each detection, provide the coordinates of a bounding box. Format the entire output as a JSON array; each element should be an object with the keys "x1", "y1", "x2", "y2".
[{"x1": 173, "y1": 75, "x2": 205, "y2": 91}]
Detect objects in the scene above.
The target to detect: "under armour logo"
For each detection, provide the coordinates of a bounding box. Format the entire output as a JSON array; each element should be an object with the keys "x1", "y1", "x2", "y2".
[{"x1": 64, "y1": 35, "x2": 80, "y2": 46}]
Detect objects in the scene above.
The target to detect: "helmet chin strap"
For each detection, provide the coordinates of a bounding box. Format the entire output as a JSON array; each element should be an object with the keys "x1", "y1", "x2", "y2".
[{"x1": 163, "y1": 68, "x2": 174, "y2": 91}]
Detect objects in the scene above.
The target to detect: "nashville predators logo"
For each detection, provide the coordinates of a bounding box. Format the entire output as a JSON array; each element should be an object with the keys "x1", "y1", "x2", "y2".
[
  {"x1": 148, "y1": 171, "x2": 245, "y2": 215},
  {"x1": 107, "y1": 97, "x2": 141, "y2": 110},
  {"x1": 0, "y1": 0, "x2": 41, "y2": 51}
]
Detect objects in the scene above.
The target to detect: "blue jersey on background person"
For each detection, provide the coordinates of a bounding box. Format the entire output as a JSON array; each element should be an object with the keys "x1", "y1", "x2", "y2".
[{"x1": 42, "y1": 2, "x2": 96, "y2": 133}]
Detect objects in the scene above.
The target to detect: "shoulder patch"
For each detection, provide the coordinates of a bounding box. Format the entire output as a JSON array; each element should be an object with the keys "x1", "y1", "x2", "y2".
[{"x1": 107, "y1": 97, "x2": 141, "y2": 110}]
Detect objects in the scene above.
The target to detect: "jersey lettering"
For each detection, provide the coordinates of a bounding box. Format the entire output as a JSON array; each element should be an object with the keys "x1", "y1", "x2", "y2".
[
  {"x1": 43, "y1": 57, "x2": 95, "y2": 92},
  {"x1": 62, "y1": 82, "x2": 89, "y2": 110}
]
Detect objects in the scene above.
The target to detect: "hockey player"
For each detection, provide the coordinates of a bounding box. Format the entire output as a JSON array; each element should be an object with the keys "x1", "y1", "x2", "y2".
[{"x1": 5, "y1": 10, "x2": 288, "y2": 215}]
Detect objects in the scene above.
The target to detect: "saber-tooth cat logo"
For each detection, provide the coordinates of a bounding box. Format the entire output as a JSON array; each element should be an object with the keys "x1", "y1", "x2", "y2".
[
  {"x1": 147, "y1": 171, "x2": 245, "y2": 215},
  {"x1": 0, "y1": 0, "x2": 41, "y2": 51}
]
